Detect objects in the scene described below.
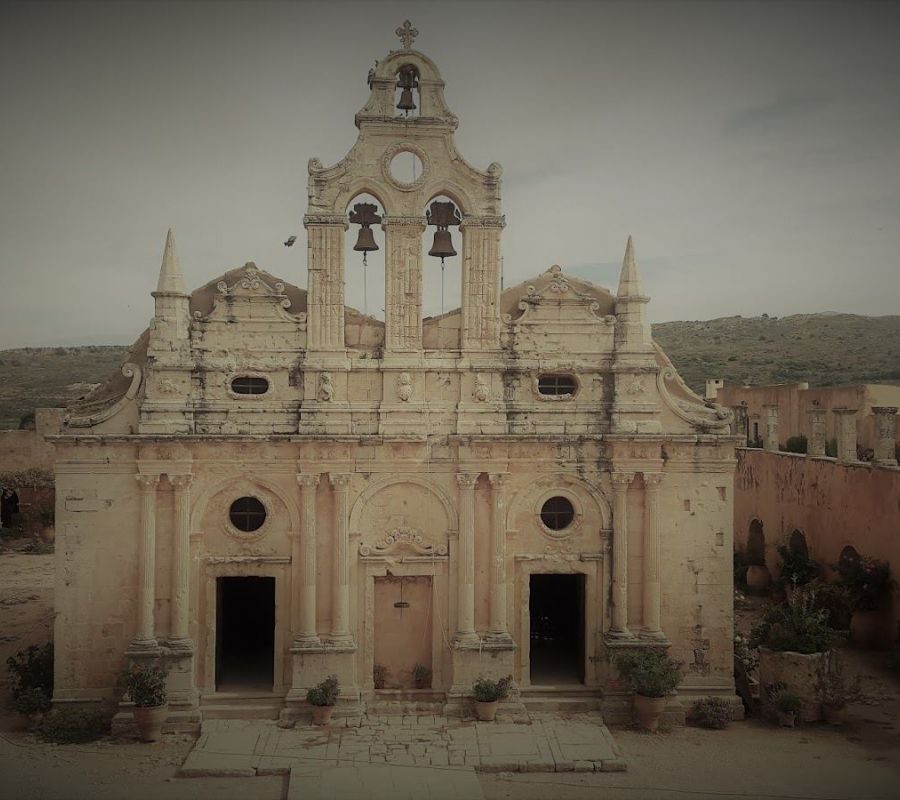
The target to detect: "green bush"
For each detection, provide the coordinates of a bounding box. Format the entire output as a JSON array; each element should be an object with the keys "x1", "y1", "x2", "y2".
[
  {"x1": 6, "y1": 643, "x2": 53, "y2": 707},
  {"x1": 783, "y1": 435, "x2": 808, "y2": 454},
  {"x1": 776, "y1": 542, "x2": 819, "y2": 587},
  {"x1": 38, "y1": 707, "x2": 111, "y2": 744},
  {"x1": 472, "y1": 675, "x2": 512, "y2": 702},
  {"x1": 307, "y1": 675, "x2": 339, "y2": 707},
  {"x1": 13, "y1": 687, "x2": 52, "y2": 716},
  {"x1": 121, "y1": 664, "x2": 167, "y2": 708},
  {"x1": 691, "y1": 697, "x2": 732, "y2": 729},
  {"x1": 774, "y1": 690, "x2": 801, "y2": 715},
  {"x1": 615, "y1": 649, "x2": 681, "y2": 698},
  {"x1": 834, "y1": 554, "x2": 893, "y2": 612},
  {"x1": 749, "y1": 590, "x2": 835, "y2": 654}
]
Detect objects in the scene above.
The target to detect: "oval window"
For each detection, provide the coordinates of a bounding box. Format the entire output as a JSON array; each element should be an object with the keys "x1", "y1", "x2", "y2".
[
  {"x1": 231, "y1": 376, "x2": 269, "y2": 395},
  {"x1": 540, "y1": 496, "x2": 575, "y2": 531},
  {"x1": 537, "y1": 374, "x2": 577, "y2": 396},
  {"x1": 229, "y1": 497, "x2": 266, "y2": 532}
]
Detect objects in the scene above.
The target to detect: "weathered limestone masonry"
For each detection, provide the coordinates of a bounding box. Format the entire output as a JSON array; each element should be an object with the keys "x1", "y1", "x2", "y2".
[{"x1": 45, "y1": 26, "x2": 741, "y2": 728}]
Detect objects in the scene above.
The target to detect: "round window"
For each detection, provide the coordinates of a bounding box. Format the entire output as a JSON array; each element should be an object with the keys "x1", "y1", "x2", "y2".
[
  {"x1": 229, "y1": 496, "x2": 266, "y2": 532},
  {"x1": 540, "y1": 496, "x2": 575, "y2": 531},
  {"x1": 389, "y1": 151, "x2": 424, "y2": 185}
]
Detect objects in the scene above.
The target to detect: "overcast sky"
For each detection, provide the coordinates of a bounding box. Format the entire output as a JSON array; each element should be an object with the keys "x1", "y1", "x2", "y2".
[{"x1": 1, "y1": 0, "x2": 898, "y2": 349}]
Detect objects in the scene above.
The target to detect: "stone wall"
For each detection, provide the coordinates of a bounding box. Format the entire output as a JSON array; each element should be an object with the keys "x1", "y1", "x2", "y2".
[{"x1": 0, "y1": 409, "x2": 64, "y2": 473}]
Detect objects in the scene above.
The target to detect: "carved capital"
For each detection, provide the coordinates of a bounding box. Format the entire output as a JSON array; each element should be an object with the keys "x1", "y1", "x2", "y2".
[
  {"x1": 642, "y1": 472, "x2": 664, "y2": 490},
  {"x1": 297, "y1": 474, "x2": 321, "y2": 489},
  {"x1": 610, "y1": 472, "x2": 633, "y2": 490},
  {"x1": 303, "y1": 213, "x2": 349, "y2": 228},
  {"x1": 329, "y1": 473, "x2": 352, "y2": 489},
  {"x1": 487, "y1": 473, "x2": 510, "y2": 487},
  {"x1": 135, "y1": 474, "x2": 161, "y2": 491},
  {"x1": 456, "y1": 473, "x2": 479, "y2": 488},
  {"x1": 459, "y1": 215, "x2": 506, "y2": 230},
  {"x1": 169, "y1": 474, "x2": 193, "y2": 490}
]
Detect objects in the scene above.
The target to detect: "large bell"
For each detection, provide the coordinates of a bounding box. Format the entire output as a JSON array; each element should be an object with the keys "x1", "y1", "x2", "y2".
[
  {"x1": 428, "y1": 229, "x2": 456, "y2": 261},
  {"x1": 353, "y1": 226, "x2": 378, "y2": 254},
  {"x1": 397, "y1": 87, "x2": 416, "y2": 112},
  {"x1": 396, "y1": 64, "x2": 419, "y2": 113}
]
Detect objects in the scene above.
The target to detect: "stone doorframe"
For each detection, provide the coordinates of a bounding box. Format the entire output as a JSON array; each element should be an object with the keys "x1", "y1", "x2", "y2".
[
  {"x1": 358, "y1": 553, "x2": 451, "y2": 693},
  {"x1": 513, "y1": 552, "x2": 607, "y2": 689},
  {"x1": 198, "y1": 556, "x2": 291, "y2": 695}
]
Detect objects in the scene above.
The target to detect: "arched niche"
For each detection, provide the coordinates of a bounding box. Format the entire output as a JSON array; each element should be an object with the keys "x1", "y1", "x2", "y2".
[
  {"x1": 839, "y1": 544, "x2": 860, "y2": 568},
  {"x1": 747, "y1": 519, "x2": 766, "y2": 566},
  {"x1": 789, "y1": 529, "x2": 809, "y2": 560}
]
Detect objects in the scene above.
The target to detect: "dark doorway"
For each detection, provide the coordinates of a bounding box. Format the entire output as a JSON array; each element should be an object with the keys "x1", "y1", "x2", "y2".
[
  {"x1": 529, "y1": 574, "x2": 585, "y2": 685},
  {"x1": 1, "y1": 489, "x2": 20, "y2": 529},
  {"x1": 216, "y1": 576, "x2": 275, "y2": 692}
]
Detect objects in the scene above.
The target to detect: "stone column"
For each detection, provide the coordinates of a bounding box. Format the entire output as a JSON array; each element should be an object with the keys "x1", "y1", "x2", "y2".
[
  {"x1": 872, "y1": 406, "x2": 899, "y2": 466},
  {"x1": 295, "y1": 474, "x2": 321, "y2": 645},
  {"x1": 455, "y1": 473, "x2": 479, "y2": 643},
  {"x1": 609, "y1": 472, "x2": 633, "y2": 637},
  {"x1": 304, "y1": 214, "x2": 348, "y2": 351},
  {"x1": 763, "y1": 404, "x2": 779, "y2": 452},
  {"x1": 833, "y1": 408, "x2": 858, "y2": 463},
  {"x1": 131, "y1": 474, "x2": 160, "y2": 652},
  {"x1": 381, "y1": 216, "x2": 426, "y2": 353},
  {"x1": 460, "y1": 216, "x2": 504, "y2": 351},
  {"x1": 328, "y1": 473, "x2": 353, "y2": 645},
  {"x1": 487, "y1": 473, "x2": 510, "y2": 640},
  {"x1": 169, "y1": 474, "x2": 193, "y2": 650},
  {"x1": 808, "y1": 407, "x2": 827, "y2": 457},
  {"x1": 641, "y1": 473, "x2": 664, "y2": 639},
  {"x1": 732, "y1": 405, "x2": 749, "y2": 443}
]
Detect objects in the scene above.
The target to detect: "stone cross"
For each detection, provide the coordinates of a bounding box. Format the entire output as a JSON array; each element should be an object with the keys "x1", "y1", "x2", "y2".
[{"x1": 396, "y1": 20, "x2": 418, "y2": 49}]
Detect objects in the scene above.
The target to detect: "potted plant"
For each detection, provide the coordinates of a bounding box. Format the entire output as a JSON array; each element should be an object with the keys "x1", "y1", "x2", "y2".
[
  {"x1": 373, "y1": 664, "x2": 387, "y2": 690},
  {"x1": 306, "y1": 674, "x2": 339, "y2": 725},
  {"x1": 750, "y1": 588, "x2": 835, "y2": 722},
  {"x1": 615, "y1": 648, "x2": 682, "y2": 732},
  {"x1": 774, "y1": 688, "x2": 801, "y2": 727},
  {"x1": 814, "y1": 653, "x2": 863, "y2": 724},
  {"x1": 835, "y1": 554, "x2": 893, "y2": 649},
  {"x1": 471, "y1": 675, "x2": 512, "y2": 721},
  {"x1": 411, "y1": 663, "x2": 430, "y2": 690},
  {"x1": 122, "y1": 663, "x2": 168, "y2": 742}
]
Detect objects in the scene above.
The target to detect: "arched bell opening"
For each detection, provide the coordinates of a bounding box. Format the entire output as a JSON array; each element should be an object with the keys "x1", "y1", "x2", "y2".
[
  {"x1": 421, "y1": 194, "x2": 462, "y2": 319},
  {"x1": 344, "y1": 193, "x2": 386, "y2": 321},
  {"x1": 394, "y1": 63, "x2": 421, "y2": 119}
]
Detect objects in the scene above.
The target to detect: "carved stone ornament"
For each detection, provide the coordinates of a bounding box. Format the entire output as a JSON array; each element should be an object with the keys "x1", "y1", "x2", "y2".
[
  {"x1": 359, "y1": 526, "x2": 447, "y2": 557},
  {"x1": 656, "y1": 362, "x2": 733, "y2": 432},
  {"x1": 318, "y1": 372, "x2": 335, "y2": 402},
  {"x1": 473, "y1": 375, "x2": 490, "y2": 403},
  {"x1": 381, "y1": 142, "x2": 429, "y2": 191},
  {"x1": 397, "y1": 372, "x2": 413, "y2": 402}
]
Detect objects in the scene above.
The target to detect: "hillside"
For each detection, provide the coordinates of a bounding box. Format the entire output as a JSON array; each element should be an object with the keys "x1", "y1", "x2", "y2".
[{"x1": 1, "y1": 313, "x2": 898, "y2": 428}]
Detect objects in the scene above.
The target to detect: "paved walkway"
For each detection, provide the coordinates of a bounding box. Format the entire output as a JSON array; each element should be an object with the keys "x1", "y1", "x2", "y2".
[{"x1": 179, "y1": 713, "x2": 624, "y2": 798}]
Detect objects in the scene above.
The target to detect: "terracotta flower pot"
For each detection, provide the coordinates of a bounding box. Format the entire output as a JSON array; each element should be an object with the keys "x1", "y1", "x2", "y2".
[
  {"x1": 821, "y1": 703, "x2": 845, "y2": 725},
  {"x1": 133, "y1": 704, "x2": 168, "y2": 742},
  {"x1": 777, "y1": 711, "x2": 796, "y2": 728},
  {"x1": 746, "y1": 565, "x2": 771, "y2": 592},
  {"x1": 633, "y1": 694, "x2": 667, "y2": 732},
  {"x1": 311, "y1": 705, "x2": 335, "y2": 726},
  {"x1": 475, "y1": 700, "x2": 499, "y2": 721}
]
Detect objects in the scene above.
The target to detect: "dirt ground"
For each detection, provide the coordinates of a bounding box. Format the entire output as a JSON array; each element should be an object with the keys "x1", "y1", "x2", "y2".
[{"x1": 1, "y1": 545, "x2": 898, "y2": 800}]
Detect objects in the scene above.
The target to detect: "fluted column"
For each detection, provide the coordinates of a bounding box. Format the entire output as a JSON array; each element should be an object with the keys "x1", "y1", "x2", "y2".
[
  {"x1": 295, "y1": 474, "x2": 321, "y2": 645},
  {"x1": 304, "y1": 214, "x2": 348, "y2": 351},
  {"x1": 609, "y1": 472, "x2": 633, "y2": 637},
  {"x1": 833, "y1": 408, "x2": 858, "y2": 463},
  {"x1": 460, "y1": 217, "x2": 504, "y2": 351},
  {"x1": 808, "y1": 407, "x2": 827, "y2": 457},
  {"x1": 872, "y1": 406, "x2": 899, "y2": 466},
  {"x1": 763, "y1": 404, "x2": 779, "y2": 452},
  {"x1": 131, "y1": 474, "x2": 160, "y2": 652},
  {"x1": 328, "y1": 473, "x2": 353, "y2": 645},
  {"x1": 382, "y1": 216, "x2": 426, "y2": 353},
  {"x1": 641, "y1": 473, "x2": 664, "y2": 639},
  {"x1": 455, "y1": 473, "x2": 479, "y2": 643},
  {"x1": 169, "y1": 474, "x2": 193, "y2": 650},
  {"x1": 487, "y1": 473, "x2": 510, "y2": 640}
]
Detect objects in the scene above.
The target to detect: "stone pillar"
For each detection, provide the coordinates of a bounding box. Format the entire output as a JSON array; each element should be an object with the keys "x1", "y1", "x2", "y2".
[
  {"x1": 641, "y1": 473, "x2": 664, "y2": 639},
  {"x1": 295, "y1": 474, "x2": 321, "y2": 645},
  {"x1": 487, "y1": 473, "x2": 510, "y2": 641},
  {"x1": 872, "y1": 406, "x2": 899, "y2": 466},
  {"x1": 130, "y1": 474, "x2": 160, "y2": 652},
  {"x1": 304, "y1": 214, "x2": 348, "y2": 351},
  {"x1": 609, "y1": 472, "x2": 633, "y2": 637},
  {"x1": 381, "y1": 216, "x2": 426, "y2": 353},
  {"x1": 455, "y1": 473, "x2": 479, "y2": 643},
  {"x1": 328, "y1": 473, "x2": 353, "y2": 645},
  {"x1": 763, "y1": 404, "x2": 779, "y2": 451},
  {"x1": 732, "y1": 405, "x2": 749, "y2": 443},
  {"x1": 806, "y1": 407, "x2": 827, "y2": 457},
  {"x1": 460, "y1": 216, "x2": 504, "y2": 351},
  {"x1": 169, "y1": 474, "x2": 193, "y2": 650},
  {"x1": 833, "y1": 408, "x2": 858, "y2": 463}
]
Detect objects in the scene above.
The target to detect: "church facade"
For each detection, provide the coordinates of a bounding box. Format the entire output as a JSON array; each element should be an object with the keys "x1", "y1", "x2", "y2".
[{"x1": 49, "y1": 26, "x2": 740, "y2": 726}]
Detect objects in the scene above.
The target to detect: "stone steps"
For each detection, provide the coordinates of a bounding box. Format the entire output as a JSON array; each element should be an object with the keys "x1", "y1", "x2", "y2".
[
  {"x1": 366, "y1": 689, "x2": 446, "y2": 716},
  {"x1": 200, "y1": 691, "x2": 284, "y2": 721},
  {"x1": 519, "y1": 686, "x2": 605, "y2": 713}
]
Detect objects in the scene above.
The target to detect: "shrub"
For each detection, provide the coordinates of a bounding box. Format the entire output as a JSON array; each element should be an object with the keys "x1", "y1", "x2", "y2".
[
  {"x1": 13, "y1": 687, "x2": 52, "y2": 716},
  {"x1": 472, "y1": 675, "x2": 512, "y2": 703},
  {"x1": 691, "y1": 697, "x2": 732, "y2": 729},
  {"x1": 802, "y1": 579, "x2": 851, "y2": 630},
  {"x1": 307, "y1": 675, "x2": 339, "y2": 707},
  {"x1": 615, "y1": 649, "x2": 682, "y2": 698},
  {"x1": 834, "y1": 554, "x2": 893, "y2": 612},
  {"x1": 121, "y1": 664, "x2": 167, "y2": 708},
  {"x1": 783, "y1": 435, "x2": 808, "y2": 454},
  {"x1": 38, "y1": 707, "x2": 111, "y2": 744},
  {"x1": 6, "y1": 643, "x2": 53, "y2": 706},
  {"x1": 776, "y1": 542, "x2": 819, "y2": 587},
  {"x1": 412, "y1": 663, "x2": 430, "y2": 686},
  {"x1": 749, "y1": 589, "x2": 835, "y2": 654}
]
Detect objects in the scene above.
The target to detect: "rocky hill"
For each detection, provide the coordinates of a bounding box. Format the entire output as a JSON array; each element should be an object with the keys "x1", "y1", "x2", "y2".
[{"x1": 1, "y1": 313, "x2": 898, "y2": 428}]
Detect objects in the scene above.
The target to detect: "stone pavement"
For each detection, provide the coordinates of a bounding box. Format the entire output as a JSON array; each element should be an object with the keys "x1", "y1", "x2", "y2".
[{"x1": 179, "y1": 712, "x2": 625, "y2": 798}]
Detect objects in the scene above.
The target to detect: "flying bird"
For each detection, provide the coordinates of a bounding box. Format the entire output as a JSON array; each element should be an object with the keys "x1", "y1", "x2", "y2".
[{"x1": 284, "y1": 235, "x2": 297, "y2": 247}]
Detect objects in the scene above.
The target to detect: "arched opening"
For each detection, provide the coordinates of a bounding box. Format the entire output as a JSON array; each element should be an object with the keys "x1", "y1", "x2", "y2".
[
  {"x1": 394, "y1": 64, "x2": 420, "y2": 119},
  {"x1": 747, "y1": 519, "x2": 766, "y2": 566},
  {"x1": 0, "y1": 489, "x2": 20, "y2": 530},
  {"x1": 839, "y1": 545, "x2": 860, "y2": 569},
  {"x1": 421, "y1": 194, "x2": 463, "y2": 319},
  {"x1": 789, "y1": 529, "x2": 809, "y2": 560},
  {"x1": 344, "y1": 193, "x2": 386, "y2": 321}
]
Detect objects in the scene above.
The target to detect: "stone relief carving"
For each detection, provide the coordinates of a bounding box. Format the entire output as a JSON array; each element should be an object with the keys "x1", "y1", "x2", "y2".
[
  {"x1": 318, "y1": 372, "x2": 335, "y2": 402},
  {"x1": 358, "y1": 526, "x2": 447, "y2": 557},
  {"x1": 157, "y1": 377, "x2": 179, "y2": 394},
  {"x1": 473, "y1": 375, "x2": 490, "y2": 402},
  {"x1": 503, "y1": 375, "x2": 520, "y2": 402},
  {"x1": 656, "y1": 362, "x2": 733, "y2": 432},
  {"x1": 397, "y1": 372, "x2": 413, "y2": 402}
]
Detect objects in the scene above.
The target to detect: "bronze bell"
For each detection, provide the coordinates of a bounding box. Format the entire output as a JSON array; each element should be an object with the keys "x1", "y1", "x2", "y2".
[
  {"x1": 353, "y1": 226, "x2": 378, "y2": 255},
  {"x1": 429, "y1": 229, "x2": 456, "y2": 260},
  {"x1": 396, "y1": 65, "x2": 418, "y2": 113},
  {"x1": 397, "y1": 87, "x2": 416, "y2": 112},
  {"x1": 349, "y1": 202, "x2": 381, "y2": 265}
]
